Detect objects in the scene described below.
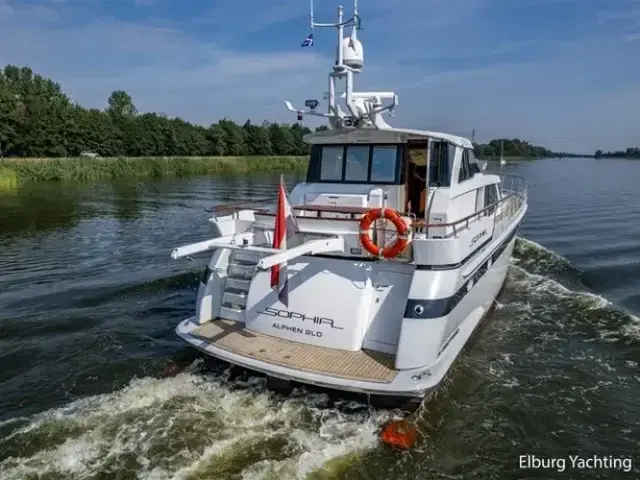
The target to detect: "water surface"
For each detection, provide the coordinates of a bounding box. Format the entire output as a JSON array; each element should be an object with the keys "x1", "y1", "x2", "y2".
[{"x1": 0, "y1": 158, "x2": 638, "y2": 479}]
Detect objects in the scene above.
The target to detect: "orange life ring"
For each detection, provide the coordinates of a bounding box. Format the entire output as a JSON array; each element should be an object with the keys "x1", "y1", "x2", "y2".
[{"x1": 359, "y1": 208, "x2": 409, "y2": 258}]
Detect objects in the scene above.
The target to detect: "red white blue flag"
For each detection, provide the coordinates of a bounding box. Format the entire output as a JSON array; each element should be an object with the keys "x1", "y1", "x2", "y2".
[{"x1": 270, "y1": 175, "x2": 299, "y2": 307}]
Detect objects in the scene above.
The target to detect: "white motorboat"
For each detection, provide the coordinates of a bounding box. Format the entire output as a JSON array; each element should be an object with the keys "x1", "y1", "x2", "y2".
[{"x1": 170, "y1": 0, "x2": 528, "y2": 408}]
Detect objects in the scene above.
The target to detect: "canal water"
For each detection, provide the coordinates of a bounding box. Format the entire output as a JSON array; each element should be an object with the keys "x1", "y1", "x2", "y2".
[{"x1": 0, "y1": 158, "x2": 638, "y2": 479}]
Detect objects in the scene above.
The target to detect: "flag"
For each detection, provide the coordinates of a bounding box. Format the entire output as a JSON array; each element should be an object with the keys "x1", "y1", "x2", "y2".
[
  {"x1": 270, "y1": 175, "x2": 299, "y2": 307},
  {"x1": 301, "y1": 33, "x2": 314, "y2": 47}
]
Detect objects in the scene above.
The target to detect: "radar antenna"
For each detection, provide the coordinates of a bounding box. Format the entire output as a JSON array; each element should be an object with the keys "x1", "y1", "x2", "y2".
[{"x1": 284, "y1": 0, "x2": 398, "y2": 130}]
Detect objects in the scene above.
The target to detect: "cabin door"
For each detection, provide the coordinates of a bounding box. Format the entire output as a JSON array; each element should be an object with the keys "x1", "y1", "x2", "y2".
[{"x1": 405, "y1": 140, "x2": 428, "y2": 217}]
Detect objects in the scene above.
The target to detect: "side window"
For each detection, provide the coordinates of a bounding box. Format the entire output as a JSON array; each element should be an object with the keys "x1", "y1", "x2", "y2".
[
  {"x1": 458, "y1": 150, "x2": 472, "y2": 183},
  {"x1": 475, "y1": 186, "x2": 484, "y2": 212},
  {"x1": 467, "y1": 149, "x2": 481, "y2": 175},
  {"x1": 428, "y1": 142, "x2": 452, "y2": 187},
  {"x1": 320, "y1": 146, "x2": 344, "y2": 181},
  {"x1": 344, "y1": 146, "x2": 369, "y2": 181},
  {"x1": 484, "y1": 183, "x2": 498, "y2": 215}
]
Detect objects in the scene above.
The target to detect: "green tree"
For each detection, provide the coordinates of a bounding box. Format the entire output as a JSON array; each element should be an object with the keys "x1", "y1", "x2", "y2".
[
  {"x1": 107, "y1": 90, "x2": 137, "y2": 118},
  {"x1": 6, "y1": 63, "x2": 611, "y2": 161},
  {"x1": 207, "y1": 123, "x2": 227, "y2": 156}
]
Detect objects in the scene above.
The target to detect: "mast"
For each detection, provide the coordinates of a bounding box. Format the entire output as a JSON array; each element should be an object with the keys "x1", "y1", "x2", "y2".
[{"x1": 284, "y1": 0, "x2": 398, "y2": 130}]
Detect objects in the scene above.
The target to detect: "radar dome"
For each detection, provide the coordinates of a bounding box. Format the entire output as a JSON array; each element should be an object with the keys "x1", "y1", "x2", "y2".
[{"x1": 341, "y1": 35, "x2": 364, "y2": 70}]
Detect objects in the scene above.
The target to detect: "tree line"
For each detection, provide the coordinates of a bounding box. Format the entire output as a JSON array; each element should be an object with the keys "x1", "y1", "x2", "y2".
[
  {"x1": 594, "y1": 148, "x2": 640, "y2": 159},
  {"x1": 1, "y1": 64, "x2": 558, "y2": 159},
  {"x1": 0, "y1": 65, "x2": 313, "y2": 158},
  {"x1": 472, "y1": 138, "x2": 554, "y2": 158}
]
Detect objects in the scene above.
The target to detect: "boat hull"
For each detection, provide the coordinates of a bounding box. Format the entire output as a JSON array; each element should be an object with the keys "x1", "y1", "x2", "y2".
[{"x1": 175, "y1": 231, "x2": 517, "y2": 406}]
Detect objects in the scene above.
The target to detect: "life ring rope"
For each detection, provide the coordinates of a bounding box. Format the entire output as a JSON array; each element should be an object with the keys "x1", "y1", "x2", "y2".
[{"x1": 359, "y1": 208, "x2": 410, "y2": 259}]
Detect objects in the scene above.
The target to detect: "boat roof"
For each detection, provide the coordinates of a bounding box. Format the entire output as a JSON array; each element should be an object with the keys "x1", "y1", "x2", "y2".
[{"x1": 304, "y1": 127, "x2": 474, "y2": 149}]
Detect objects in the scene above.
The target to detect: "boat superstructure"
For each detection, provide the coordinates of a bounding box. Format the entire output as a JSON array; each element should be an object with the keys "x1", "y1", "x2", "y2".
[{"x1": 170, "y1": 0, "x2": 528, "y2": 405}]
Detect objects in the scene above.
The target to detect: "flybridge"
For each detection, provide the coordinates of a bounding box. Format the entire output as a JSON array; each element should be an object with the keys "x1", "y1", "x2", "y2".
[{"x1": 284, "y1": 0, "x2": 398, "y2": 130}]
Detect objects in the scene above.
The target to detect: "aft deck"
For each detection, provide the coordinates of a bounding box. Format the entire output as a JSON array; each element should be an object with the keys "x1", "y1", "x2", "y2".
[{"x1": 190, "y1": 319, "x2": 398, "y2": 383}]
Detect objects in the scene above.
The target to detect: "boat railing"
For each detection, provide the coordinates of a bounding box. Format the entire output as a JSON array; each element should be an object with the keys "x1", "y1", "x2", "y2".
[
  {"x1": 413, "y1": 174, "x2": 527, "y2": 237},
  {"x1": 204, "y1": 175, "x2": 527, "y2": 244},
  {"x1": 205, "y1": 197, "x2": 274, "y2": 215},
  {"x1": 498, "y1": 174, "x2": 528, "y2": 199}
]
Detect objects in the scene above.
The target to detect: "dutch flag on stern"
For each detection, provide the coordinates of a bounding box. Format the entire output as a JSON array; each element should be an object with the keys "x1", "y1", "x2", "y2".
[{"x1": 270, "y1": 175, "x2": 300, "y2": 307}]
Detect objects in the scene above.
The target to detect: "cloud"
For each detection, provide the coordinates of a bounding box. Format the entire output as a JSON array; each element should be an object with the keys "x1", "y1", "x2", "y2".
[{"x1": 0, "y1": 0, "x2": 639, "y2": 152}]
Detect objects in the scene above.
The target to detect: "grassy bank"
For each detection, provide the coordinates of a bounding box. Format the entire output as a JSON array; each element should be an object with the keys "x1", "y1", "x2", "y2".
[
  {"x1": 0, "y1": 166, "x2": 18, "y2": 192},
  {"x1": 0, "y1": 156, "x2": 308, "y2": 183}
]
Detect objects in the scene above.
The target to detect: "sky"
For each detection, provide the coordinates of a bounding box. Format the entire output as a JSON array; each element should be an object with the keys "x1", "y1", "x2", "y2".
[{"x1": 0, "y1": 0, "x2": 639, "y2": 153}]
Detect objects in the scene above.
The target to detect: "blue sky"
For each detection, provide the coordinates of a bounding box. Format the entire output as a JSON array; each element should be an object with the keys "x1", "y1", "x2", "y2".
[{"x1": 1, "y1": 0, "x2": 639, "y2": 152}]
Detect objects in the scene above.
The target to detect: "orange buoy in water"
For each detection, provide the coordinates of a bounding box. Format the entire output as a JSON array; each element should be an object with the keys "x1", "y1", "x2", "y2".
[
  {"x1": 379, "y1": 419, "x2": 418, "y2": 450},
  {"x1": 163, "y1": 363, "x2": 182, "y2": 377}
]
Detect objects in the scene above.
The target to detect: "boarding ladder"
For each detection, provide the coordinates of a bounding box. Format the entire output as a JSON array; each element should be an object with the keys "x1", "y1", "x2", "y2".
[{"x1": 219, "y1": 249, "x2": 265, "y2": 321}]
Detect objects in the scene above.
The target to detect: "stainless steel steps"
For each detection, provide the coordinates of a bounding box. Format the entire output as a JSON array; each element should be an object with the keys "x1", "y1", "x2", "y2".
[{"x1": 219, "y1": 249, "x2": 264, "y2": 321}]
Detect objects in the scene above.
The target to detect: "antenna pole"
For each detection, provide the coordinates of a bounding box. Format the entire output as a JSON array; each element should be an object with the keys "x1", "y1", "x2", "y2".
[{"x1": 337, "y1": 6, "x2": 344, "y2": 67}]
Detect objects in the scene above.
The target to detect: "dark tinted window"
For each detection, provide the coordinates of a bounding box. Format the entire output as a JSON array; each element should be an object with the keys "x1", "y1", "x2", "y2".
[
  {"x1": 370, "y1": 146, "x2": 398, "y2": 182},
  {"x1": 344, "y1": 146, "x2": 369, "y2": 181},
  {"x1": 467, "y1": 149, "x2": 481, "y2": 175},
  {"x1": 484, "y1": 183, "x2": 498, "y2": 215},
  {"x1": 458, "y1": 150, "x2": 472, "y2": 183},
  {"x1": 320, "y1": 146, "x2": 344, "y2": 181},
  {"x1": 428, "y1": 142, "x2": 451, "y2": 187},
  {"x1": 314, "y1": 144, "x2": 400, "y2": 184}
]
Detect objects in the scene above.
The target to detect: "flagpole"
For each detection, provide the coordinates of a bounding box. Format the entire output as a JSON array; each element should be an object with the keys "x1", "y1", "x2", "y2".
[{"x1": 279, "y1": 174, "x2": 301, "y2": 234}]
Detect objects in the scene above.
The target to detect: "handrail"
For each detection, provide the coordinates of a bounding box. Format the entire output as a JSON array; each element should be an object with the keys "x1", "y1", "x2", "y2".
[
  {"x1": 250, "y1": 191, "x2": 525, "y2": 230},
  {"x1": 415, "y1": 174, "x2": 528, "y2": 231},
  {"x1": 413, "y1": 192, "x2": 523, "y2": 230},
  {"x1": 211, "y1": 175, "x2": 528, "y2": 233},
  {"x1": 205, "y1": 197, "x2": 275, "y2": 214}
]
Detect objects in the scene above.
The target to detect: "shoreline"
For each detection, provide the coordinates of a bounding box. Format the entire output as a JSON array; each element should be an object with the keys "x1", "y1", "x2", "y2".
[{"x1": 0, "y1": 156, "x2": 308, "y2": 183}]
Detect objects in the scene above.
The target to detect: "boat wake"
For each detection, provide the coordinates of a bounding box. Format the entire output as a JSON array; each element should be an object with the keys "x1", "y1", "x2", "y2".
[
  {"x1": 0, "y1": 362, "x2": 395, "y2": 480},
  {"x1": 0, "y1": 237, "x2": 638, "y2": 479}
]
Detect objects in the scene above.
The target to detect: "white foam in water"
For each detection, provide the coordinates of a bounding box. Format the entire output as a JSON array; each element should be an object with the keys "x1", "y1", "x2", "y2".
[
  {"x1": 509, "y1": 238, "x2": 639, "y2": 342},
  {"x1": 511, "y1": 264, "x2": 610, "y2": 308},
  {"x1": 0, "y1": 368, "x2": 393, "y2": 480},
  {"x1": 515, "y1": 238, "x2": 614, "y2": 305}
]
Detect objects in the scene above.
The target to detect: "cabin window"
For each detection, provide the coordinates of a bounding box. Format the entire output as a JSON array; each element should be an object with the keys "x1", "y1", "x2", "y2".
[
  {"x1": 344, "y1": 145, "x2": 370, "y2": 181},
  {"x1": 370, "y1": 146, "x2": 398, "y2": 182},
  {"x1": 319, "y1": 146, "x2": 344, "y2": 181},
  {"x1": 458, "y1": 149, "x2": 473, "y2": 183},
  {"x1": 484, "y1": 183, "x2": 499, "y2": 215},
  {"x1": 310, "y1": 144, "x2": 401, "y2": 184},
  {"x1": 475, "y1": 187, "x2": 484, "y2": 212},
  {"x1": 427, "y1": 142, "x2": 451, "y2": 187},
  {"x1": 467, "y1": 149, "x2": 481, "y2": 175}
]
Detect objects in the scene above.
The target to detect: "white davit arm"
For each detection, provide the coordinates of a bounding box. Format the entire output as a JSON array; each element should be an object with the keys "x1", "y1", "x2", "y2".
[
  {"x1": 255, "y1": 237, "x2": 345, "y2": 270},
  {"x1": 171, "y1": 233, "x2": 255, "y2": 259}
]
